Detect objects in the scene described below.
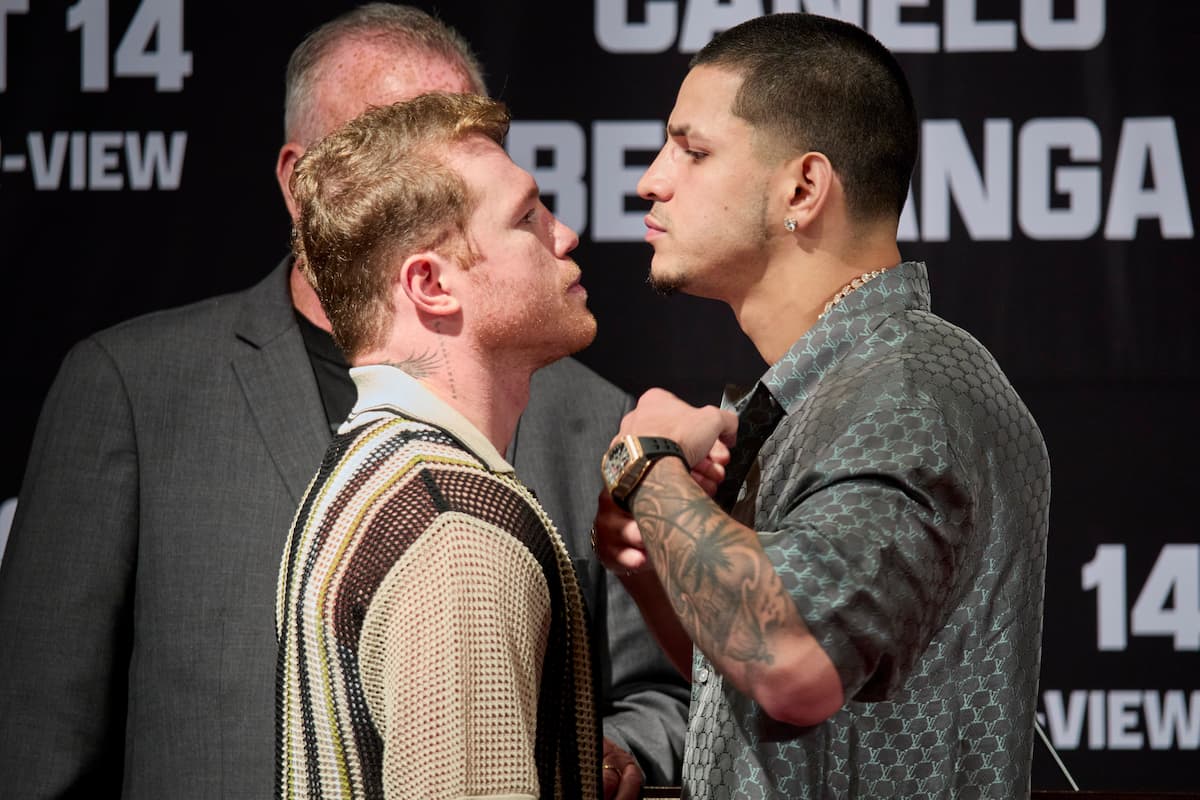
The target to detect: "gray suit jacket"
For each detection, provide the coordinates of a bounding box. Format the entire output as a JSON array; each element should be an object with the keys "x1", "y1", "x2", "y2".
[{"x1": 0, "y1": 261, "x2": 687, "y2": 798}]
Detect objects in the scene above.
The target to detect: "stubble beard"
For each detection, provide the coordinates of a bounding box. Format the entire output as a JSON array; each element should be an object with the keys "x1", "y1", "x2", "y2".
[
  {"x1": 538, "y1": 309, "x2": 597, "y2": 367},
  {"x1": 646, "y1": 248, "x2": 692, "y2": 296},
  {"x1": 645, "y1": 190, "x2": 772, "y2": 297},
  {"x1": 647, "y1": 269, "x2": 686, "y2": 297},
  {"x1": 475, "y1": 281, "x2": 597, "y2": 368}
]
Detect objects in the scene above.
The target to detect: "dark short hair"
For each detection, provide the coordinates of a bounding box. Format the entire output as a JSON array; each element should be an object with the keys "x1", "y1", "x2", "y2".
[
  {"x1": 291, "y1": 93, "x2": 510, "y2": 357},
  {"x1": 692, "y1": 13, "x2": 917, "y2": 221}
]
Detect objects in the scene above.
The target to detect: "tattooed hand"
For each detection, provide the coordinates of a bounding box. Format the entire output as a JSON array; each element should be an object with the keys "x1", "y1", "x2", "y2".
[
  {"x1": 594, "y1": 396, "x2": 733, "y2": 576},
  {"x1": 619, "y1": 388, "x2": 738, "y2": 469}
]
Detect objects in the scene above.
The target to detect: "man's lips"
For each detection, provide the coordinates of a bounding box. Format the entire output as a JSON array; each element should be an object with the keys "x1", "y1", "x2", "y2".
[
  {"x1": 644, "y1": 215, "x2": 667, "y2": 234},
  {"x1": 644, "y1": 215, "x2": 667, "y2": 242}
]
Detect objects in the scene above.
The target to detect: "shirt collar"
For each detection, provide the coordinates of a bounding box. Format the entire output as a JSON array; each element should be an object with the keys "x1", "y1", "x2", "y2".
[
  {"x1": 759, "y1": 261, "x2": 931, "y2": 413},
  {"x1": 341, "y1": 364, "x2": 514, "y2": 474}
]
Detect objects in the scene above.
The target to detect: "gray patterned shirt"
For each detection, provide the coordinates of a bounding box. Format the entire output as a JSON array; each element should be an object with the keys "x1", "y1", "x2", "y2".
[{"x1": 682, "y1": 262, "x2": 1051, "y2": 799}]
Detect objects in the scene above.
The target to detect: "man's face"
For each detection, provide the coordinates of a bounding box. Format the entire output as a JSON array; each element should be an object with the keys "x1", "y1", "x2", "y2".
[
  {"x1": 637, "y1": 65, "x2": 774, "y2": 299},
  {"x1": 447, "y1": 136, "x2": 597, "y2": 366}
]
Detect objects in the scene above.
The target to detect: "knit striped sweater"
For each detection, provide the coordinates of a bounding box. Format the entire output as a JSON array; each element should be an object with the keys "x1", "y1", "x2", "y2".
[{"x1": 275, "y1": 366, "x2": 598, "y2": 800}]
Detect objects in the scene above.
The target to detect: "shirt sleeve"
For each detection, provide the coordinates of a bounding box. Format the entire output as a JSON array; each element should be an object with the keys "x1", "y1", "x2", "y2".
[
  {"x1": 760, "y1": 403, "x2": 976, "y2": 702},
  {"x1": 358, "y1": 511, "x2": 551, "y2": 800}
]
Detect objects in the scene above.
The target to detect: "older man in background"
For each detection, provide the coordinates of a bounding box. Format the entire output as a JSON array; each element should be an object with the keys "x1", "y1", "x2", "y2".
[{"x1": 0, "y1": 5, "x2": 685, "y2": 798}]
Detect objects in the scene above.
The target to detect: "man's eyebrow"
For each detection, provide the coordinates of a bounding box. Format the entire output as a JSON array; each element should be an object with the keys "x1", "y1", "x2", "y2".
[
  {"x1": 512, "y1": 181, "x2": 539, "y2": 215},
  {"x1": 667, "y1": 122, "x2": 692, "y2": 138}
]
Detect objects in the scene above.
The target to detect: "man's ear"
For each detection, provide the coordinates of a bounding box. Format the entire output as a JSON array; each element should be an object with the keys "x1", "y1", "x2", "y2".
[
  {"x1": 397, "y1": 252, "x2": 463, "y2": 318},
  {"x1": 276, "y1": 142, "x2": 305, "y2": 222},
  {"x1": 782, "y1": 151, "x2": 835, "y2": 231}
]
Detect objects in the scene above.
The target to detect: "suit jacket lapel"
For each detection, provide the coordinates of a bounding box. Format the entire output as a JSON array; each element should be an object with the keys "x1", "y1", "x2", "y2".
[{"x1": 231, "y1": 259, "x2": 331, "y2": 504}]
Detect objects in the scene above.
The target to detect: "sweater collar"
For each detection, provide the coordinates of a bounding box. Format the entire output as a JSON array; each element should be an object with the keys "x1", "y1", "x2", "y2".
[{"x1": 341, "y1": 364, "x2": 514, "y2": 474}]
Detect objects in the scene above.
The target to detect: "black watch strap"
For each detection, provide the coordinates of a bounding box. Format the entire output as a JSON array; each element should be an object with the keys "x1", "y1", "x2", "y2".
[{"x1": 603, "y1": 435, "x2": 687, "y2": 512}]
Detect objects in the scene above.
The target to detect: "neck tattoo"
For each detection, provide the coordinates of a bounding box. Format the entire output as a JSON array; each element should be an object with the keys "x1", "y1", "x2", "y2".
[{"x1": 818, "y1": 269, "x2": 885, "y2": 320}]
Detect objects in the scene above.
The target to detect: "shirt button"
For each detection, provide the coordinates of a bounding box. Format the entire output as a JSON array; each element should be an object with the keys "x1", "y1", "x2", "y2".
[{"x1": 697, "y1": 667, "x2": 710, "y2": 683}]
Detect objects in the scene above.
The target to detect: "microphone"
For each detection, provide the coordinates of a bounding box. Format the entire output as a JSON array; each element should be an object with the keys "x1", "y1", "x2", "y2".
[{"x1": 1035, "y1": 719, "x2": 1080, "y2": 791}]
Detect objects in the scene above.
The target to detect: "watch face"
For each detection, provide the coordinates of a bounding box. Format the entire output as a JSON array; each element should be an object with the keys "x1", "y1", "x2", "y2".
[{"x1": 602, "y1": 441, "x2": 631, "y2": 487}]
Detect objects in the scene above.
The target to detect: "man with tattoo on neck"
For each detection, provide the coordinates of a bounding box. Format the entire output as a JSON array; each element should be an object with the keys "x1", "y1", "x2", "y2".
[
  {"x1": 592, "y1": 13, "x2": 1051, "y2": 798},
  {"x1": 277, "y1": 93, "x2": 611, "y2": 799},
  {"x1": 0, "y1": 6, "x2": 683, "y2": 798}
]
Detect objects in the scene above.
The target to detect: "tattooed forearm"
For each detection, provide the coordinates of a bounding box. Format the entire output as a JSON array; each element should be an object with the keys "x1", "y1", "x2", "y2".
[
  {"x1": 631, "y1": 460, "x2": 801, "y2": 669},
  {"x1": 386, "y1": 350, "x2": 442, "y2": 379}
]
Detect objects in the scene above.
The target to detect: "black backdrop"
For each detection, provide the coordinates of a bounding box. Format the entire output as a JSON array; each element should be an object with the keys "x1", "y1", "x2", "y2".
[{"x1": 1, "y1": 1, "x2": 1197, "y2": 790}]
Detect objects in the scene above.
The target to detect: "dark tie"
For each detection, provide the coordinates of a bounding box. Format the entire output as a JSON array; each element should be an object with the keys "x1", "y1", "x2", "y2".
[{"x1": 714, "y1": 382, "x2": 785, "y2": 512}]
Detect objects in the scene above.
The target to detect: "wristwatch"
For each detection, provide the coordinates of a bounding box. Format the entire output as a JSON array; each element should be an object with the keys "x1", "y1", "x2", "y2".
[{"x1": 601, "y1": 434, "x2": 687, "y2": 512}]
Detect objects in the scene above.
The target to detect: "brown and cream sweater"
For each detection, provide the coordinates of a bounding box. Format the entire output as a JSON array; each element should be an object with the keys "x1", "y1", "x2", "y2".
[{"x1": 275, "y1": 366, "x2": 598, "y2": 800}]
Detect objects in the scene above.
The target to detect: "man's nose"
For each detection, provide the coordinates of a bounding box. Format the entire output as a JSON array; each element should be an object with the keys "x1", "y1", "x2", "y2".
[
  {"x1": 637, "y1": 145, "x2": 672, "y2": 201},
  {"x1": 553, "y1": 215, "x2": 580, "y2": 257}
]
